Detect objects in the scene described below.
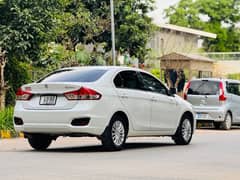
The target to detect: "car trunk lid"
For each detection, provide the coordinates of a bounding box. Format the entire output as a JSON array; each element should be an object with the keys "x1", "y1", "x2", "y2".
[{"x1": 21, "y1": 83, "x2": 84, "y2": 110}]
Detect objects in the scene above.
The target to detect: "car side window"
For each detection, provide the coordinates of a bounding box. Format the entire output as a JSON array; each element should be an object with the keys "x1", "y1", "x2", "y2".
[
  {"x1": 114, "y1": 71, "x2": 141, "y2": 90},
  {"x1": 113, "y1": 73, "x2": 124, "y2": 88},
  {"x1": 139, "y1": 72, "x2": 168, "y2": 95},
  {"x1": 227, "y1": 83, "x2": 240, "y2": 96}
]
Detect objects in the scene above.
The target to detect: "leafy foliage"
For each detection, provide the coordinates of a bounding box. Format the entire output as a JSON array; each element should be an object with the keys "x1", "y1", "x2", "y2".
[
  {"x1": 0, "y1": 0, "x2": 62, "y2": 61},
  {"x1": 0, "y1": 106, "x2": 14, "y2": 132},
  {"x1": 0, "y1": 0, "x2": 155, "y2": 106},
  {"x1": 228, "y1": 73, "x2": 240, "y2": 80},
  {"x1": 36, "y1": 43, "x2": 106, "y2": 77},
  {"x1": 57, "y1": 0, "x2": 155, "y2": 61},
  {"x1": 5, "y1": 59, "x2": 31, "y2": 105},
  {"x1": 0, "y1": 0, "x2": 63, "y2": 105},
  {"x1": 115, "y1": 0, "x2": 155, "y2": 61},
  {"x1": 165, "y1": 0, "x2": 240, "y2": 52}
]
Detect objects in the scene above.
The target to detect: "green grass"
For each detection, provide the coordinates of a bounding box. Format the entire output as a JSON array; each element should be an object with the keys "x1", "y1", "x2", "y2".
[{"x1": 0, "y1": 107, "x2": 15, "y2": 133}]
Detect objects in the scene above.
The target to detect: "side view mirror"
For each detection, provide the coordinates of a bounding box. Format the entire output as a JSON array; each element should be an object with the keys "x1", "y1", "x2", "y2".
[{"x1": 168, "y1": 88, "x2": 177, "y2": 95}]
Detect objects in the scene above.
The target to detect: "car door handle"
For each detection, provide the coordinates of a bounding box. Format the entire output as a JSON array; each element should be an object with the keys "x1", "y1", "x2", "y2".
[
  {"x1": 151, "y1": 97, "x2": 158, "y2": 102},
  {"x1": 169, "y1": 98, "x2": 174, "y2": 102},
  {"x1": 120, "y1": 94, "x2": 128, "y2": 99}
]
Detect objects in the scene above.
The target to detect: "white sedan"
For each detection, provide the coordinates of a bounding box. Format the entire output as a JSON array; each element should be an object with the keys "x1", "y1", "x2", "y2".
[{"x1": 14, "y1": 66, "x2": 195, "y2": 151}]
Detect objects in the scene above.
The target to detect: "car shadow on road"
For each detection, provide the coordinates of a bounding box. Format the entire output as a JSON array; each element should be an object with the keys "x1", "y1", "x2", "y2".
[
  {"x1": 35, "y1": 142, "x2": 175, "y2": 153},
  {"x1": 198, "y1": 126, "x2": 240, "y2": 131}
]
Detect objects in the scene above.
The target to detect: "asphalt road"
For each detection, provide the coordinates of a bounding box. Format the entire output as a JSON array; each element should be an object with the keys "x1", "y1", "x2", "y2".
[{"x1": 0, "y1": 128, "x2": 240, "y2": 180}]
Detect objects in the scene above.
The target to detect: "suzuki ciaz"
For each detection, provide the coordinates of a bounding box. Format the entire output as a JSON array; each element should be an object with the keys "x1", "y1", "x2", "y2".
[{"x1": 14, "y1": 66, "x2": 195, "y2": 151}]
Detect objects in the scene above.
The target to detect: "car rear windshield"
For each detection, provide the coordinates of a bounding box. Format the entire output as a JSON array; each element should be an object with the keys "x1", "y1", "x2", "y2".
[
  {"x1": 39, "y1": 69, "x2": 107, "y2": 83},
  {"x1": 188, "y1": 81, "x2": 220, "y2": 95}
]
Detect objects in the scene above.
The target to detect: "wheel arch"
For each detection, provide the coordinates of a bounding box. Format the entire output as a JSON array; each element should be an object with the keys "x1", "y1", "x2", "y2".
[
  {"x1": 111, "y1": 111, "x2": 129, "y2": 133},
  {"x1": 225, "y1": 110, "x2": 233, "y2": 123},
  {"x1": 227, "y1": 110, "x2": 232, "y2": 118},
  {"x1": 181, "y1": 111, "x2": 195, "y2": 129}
]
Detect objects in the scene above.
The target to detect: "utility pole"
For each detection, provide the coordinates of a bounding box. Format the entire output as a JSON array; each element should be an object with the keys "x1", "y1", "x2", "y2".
[{"x1": 110, "y1": 0, "x2": 116, "y2": 65}]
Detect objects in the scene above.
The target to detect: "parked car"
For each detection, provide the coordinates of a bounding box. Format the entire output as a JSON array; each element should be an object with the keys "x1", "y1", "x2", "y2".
[
  {"x1": 14, "y1": 66, "x2": 195, "y2": 151},
  {"x1": 184, "y1": 78, "x2": 240, "y2": 130}
]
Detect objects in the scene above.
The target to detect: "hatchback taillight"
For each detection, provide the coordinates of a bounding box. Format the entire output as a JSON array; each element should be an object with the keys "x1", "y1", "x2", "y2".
[
  {"x1": 64, "y1": 87, "x2": 101, "y2": 100},
  {"x1": 184, "y1": 81, "x2": 191, "y2": 100},
  {"x1": 219, "y1": 82, "x2": 227, "y2": 101},
  {"x1": 16, "y1": 88, "x2": 33, "y2": 101}
]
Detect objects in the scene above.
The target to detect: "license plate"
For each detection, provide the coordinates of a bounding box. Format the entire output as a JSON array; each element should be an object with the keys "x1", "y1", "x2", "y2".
[
  {"x1": 40, "y1": 95, "x2": 57, "y2": 105},
  {"x1": 196, "y1": 113, "x2": 208, "y2": 119}
]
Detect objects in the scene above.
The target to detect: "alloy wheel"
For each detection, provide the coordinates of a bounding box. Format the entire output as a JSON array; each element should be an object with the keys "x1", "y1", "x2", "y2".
[
  {"x1": 181, "y1": 119, "x2": 192, "y2": 142},
  {"x1": 225, "y1": 113, "x2": 232, "y2": 130},
  {"x1": 111, "y1": 120, "x2": 125, "y2": 146}
]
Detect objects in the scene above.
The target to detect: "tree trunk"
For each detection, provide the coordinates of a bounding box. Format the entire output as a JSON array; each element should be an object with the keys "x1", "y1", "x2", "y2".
[
  {"x1": 0, "y1": 90, "x2": 6, "y2": 110},
  {"x1": 0, "y1": 48, "x2": 8, "y2": 110}
]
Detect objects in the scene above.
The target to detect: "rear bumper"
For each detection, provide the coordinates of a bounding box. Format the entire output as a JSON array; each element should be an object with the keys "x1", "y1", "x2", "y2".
[
  {"x1": 14, "y1": 104, "x2": 109, "y2": 136},
  {"x1": 192, "y1": 106, "x2": 226, "y2": 122},
  {"x1": 15, "y1": 123, "x2": 103, "y2": 136}
]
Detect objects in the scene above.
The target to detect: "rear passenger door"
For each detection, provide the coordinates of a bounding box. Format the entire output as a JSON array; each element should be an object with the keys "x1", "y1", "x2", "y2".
[
  {"x1": 226, "y1": 82, "x2": 240, "y2": 123},
  {"x1": 138, "y1": 72, "x2": 179, "y2": 131},
  {"x1": 113, "y1": 70, "x2": 151, "y2": 131}
]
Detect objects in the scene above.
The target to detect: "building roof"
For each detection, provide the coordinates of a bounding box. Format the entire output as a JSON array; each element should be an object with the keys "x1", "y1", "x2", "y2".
[
  {"x1": 160, "y1": 52, "x2": 214, "y2": 72},
  {"x1": 156, "y1": 23, "x2": 217, "y2": 39},
  {"x1": 160, "y1": 52, "x2": 214, "y2": 62}
]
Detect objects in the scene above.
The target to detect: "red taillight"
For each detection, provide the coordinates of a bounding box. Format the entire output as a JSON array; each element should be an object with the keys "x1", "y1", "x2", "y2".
[
  {"x1": 64, "y1": 87, "x2": 101, "y2": 100},
  {"x1": 219, "y1": 82, "x2": 227, "y2": 101},
  {"x1": 16, "y1": 88, "x2": 32, "y2": 101},
  {"x1": 184, "y1": 81, "x2": 191, "y2": 100}
]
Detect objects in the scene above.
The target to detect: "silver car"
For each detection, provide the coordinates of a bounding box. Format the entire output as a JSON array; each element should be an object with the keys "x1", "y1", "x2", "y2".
[{"x1": 184, "y1": 78, "x2": 240, "y2": 130}]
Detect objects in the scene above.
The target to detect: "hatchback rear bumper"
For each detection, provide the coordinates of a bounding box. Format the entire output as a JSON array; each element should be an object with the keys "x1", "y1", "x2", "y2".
[{"x1": 193, "y1": 106, "x2": 226, "y2": 122}]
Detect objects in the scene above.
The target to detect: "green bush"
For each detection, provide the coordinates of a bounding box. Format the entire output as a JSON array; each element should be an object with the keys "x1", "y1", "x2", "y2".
[
  {"x1": 0, "y1": 107, "x2": 15, "y2": 133},
  {"x1": 228, "y1": 73, "x2": 240, "y2": 80},
  {"x1": 150, "y1": 68, "x2": 160, "y2": 79},
  {"x1": 5, "y1": 59, "x2": 32, "y2": 106},
  {"x1": 150, "y1": 68, "x2": 165, "y2": 82}
]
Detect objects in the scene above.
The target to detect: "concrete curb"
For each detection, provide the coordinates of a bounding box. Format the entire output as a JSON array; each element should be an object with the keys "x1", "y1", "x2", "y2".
[{"x1": 0, "y1": 130, "x2": 24, "y2": 139}]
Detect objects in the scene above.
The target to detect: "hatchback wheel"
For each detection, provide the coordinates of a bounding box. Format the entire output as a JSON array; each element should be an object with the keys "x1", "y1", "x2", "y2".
[
  {"x1": 28, "y1": 134, "x2": 52, "y2": 151},
  {"x1": 221, "y1": 112, "x2": 232, "y2": 130},
  {"x1": 173, "y1": 116, "x2": 193, "y2": 145},
  {"x1": 101, "y1": 115, "x2": 127, "y2": 151}
]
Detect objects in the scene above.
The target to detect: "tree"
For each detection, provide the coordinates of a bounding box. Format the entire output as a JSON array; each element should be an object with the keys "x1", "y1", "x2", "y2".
[
  {"x1": 0, "y1": 0, "x2": 63, "y2": 105},
  {"x1": 115, "y1": 0, "x2": 155, "y2": 61},
  {"x1": 0, "y1": 0, "x2": 156, "y2": 106},
  {"x1": 0, "y1": 0, "x2": 62, "y2": 61},
  {"x1": 57, "y1": 0, "x2": 155, "y2": 62},
  {"x1": 165, "y1": 0, "x2": 240, "y2": 52}
]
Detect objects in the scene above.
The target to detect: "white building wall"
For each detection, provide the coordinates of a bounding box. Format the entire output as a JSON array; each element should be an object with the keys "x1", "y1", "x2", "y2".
[{"x1": 147, "y1": 29, "x2": 200, "y2": 68}]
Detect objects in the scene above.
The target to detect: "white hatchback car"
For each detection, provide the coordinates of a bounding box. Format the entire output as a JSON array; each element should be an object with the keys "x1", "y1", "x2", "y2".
[{"x1": 14, "y1": 66, "x2": 195, "y2": 151}]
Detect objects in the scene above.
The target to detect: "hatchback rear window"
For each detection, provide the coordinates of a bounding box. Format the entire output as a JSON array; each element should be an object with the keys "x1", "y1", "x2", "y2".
[
  {"x1": 39, "y1": 69, "x2": 107, "y2": 83},
  {"x1": 188, "y1": 81, "x2": 219, "y2": 95}
]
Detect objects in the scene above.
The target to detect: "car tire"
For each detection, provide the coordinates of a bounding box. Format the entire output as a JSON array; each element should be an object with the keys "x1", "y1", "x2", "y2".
[
  {"x1": 213, "y1": 122, "x2": 221, "y2": 129},
  {"x1": 221, "y1": 112, "x2": 232, "y2": 130},
  {"x1": 172, "y1": 115, "x2": 193, "y2": 145},
  {"x1": 28, "y1": 134, "x2": 52, "y2": 151},
  {"x1": 101, "y1": 115, "x2": 127, "y2": 151}
]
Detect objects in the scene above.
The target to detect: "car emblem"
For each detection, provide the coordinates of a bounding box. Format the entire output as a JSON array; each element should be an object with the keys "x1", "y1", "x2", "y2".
[{"x1": 44, "y1": 84, "x2": 48, "y2": 89}]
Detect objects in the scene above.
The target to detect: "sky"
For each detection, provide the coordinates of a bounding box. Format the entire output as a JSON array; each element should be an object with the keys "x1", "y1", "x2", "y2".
[
  {"x1": 150, "y1": 0, "x2": 240, "y2": 27},
  {"x1": 148, "y1": 0, "x2": 180, "y2": 23}
]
